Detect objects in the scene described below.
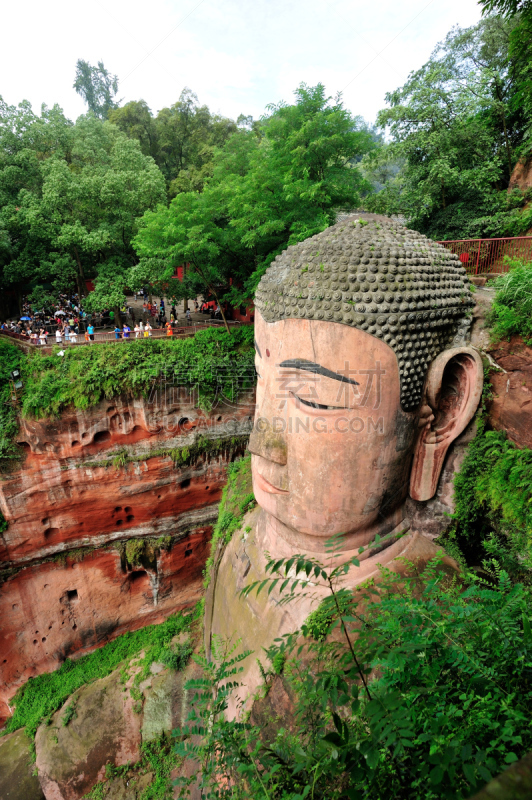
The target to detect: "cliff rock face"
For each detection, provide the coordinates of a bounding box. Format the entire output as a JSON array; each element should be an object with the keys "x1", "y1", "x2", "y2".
[
  {"x1": 0, "y1": 392, "x2": 254, "y2": 721},
  {"x1": 509, "y1": 158, "x2": 532, "y2": 193},
  {"x1": 488, "y1": 336, "x2": 532, "y2": 449}
]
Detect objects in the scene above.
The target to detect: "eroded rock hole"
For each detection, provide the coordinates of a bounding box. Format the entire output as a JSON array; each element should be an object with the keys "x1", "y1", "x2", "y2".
[
  {"x1": 126, "y1": 515, "x2": 134, "y2": 522},
  {"x1": 66, "y1": 589, "x2": 78, "y2": 602},
  {"x1": 44, "y1": 527, "x2": 60, "y2": 540},
  {"x1": 93, "y1": 430, "x2": 111, "y2": 444},
  {"x1": 128, "y1": 569, "x2": 148, "y2": 584},
  {"x1": 185, "y1": 548, "x2": 193, "y2": 557},
  {"x1": 180, "y1": 478, "x2": 191, "y2": 489}
]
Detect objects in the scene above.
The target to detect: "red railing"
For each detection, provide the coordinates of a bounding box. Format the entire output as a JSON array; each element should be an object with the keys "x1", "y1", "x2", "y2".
[{"x1": 437, "y1": 237, "x2": 532, "y2": 275}]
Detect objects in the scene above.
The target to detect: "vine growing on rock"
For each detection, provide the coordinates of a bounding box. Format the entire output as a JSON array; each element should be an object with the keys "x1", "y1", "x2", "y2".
[{"x1": 203, "y1": 454, "x2": 255, "y2": 587}]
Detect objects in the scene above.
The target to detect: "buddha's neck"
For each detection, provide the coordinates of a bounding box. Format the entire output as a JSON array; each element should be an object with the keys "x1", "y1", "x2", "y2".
[{"x1": 261, "y1": 506, "x2": 406, "y2": 559}]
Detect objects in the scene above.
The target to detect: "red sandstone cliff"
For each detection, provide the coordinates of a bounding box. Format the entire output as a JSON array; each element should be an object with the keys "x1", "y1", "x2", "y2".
[
  {"x1": 0, "y1": 391, "x2": 255, "y2": 721},
  {"x1": 487, "y1": 336, "x2": 532, "y2": 449}
]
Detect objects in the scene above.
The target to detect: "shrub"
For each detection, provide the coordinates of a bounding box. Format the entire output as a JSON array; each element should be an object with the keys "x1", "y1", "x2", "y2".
[
  {"x1": 160, "y1": 640, "x2": 193, "y2": 672},
  {"x1": 488, "y1": 259, "x2": 532, "y2": 342},
  {"x1": 175, "y1": 551, "x2": 532, "y2": 800},
  {"x1": 452, "y1": 420, "x2": 532, "y2": 573}
]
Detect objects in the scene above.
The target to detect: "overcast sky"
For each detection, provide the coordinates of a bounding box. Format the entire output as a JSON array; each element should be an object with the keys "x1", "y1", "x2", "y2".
[{"x1": 2, "y1": 0, "x2": 483, "y2": 126}]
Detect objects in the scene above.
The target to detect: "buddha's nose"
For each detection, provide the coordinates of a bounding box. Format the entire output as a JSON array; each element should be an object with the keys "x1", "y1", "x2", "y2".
[{"x1": 248, "y1": 421, "x2": 287, "y2": 465}]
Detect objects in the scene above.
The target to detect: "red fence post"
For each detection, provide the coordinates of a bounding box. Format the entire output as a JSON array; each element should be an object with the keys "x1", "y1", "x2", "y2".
[{"x1": 475, "y1": 240, "x2": 482, "y2": 275}]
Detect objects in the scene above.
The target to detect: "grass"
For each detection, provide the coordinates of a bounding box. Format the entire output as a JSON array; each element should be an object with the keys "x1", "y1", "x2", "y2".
[
  {"x1": 17, "y1": 325, "x2": 255, "y2": 419},
  {"x1": 2, "y1": 606, "x2": 200, "y2": 743}
]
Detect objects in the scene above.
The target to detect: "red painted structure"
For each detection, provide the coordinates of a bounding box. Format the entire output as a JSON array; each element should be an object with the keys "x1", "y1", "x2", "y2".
[{"x1": 437, "y1": 237, "x2": 532, "y2": 275}]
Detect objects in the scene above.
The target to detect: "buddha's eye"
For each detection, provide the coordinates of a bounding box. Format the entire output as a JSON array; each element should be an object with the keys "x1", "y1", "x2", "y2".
[{"x1": 295, "y1": 395, "x2": 341, "y2": 411}]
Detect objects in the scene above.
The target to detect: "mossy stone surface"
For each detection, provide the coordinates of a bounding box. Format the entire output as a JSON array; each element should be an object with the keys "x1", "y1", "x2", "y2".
[{"x1": 0, "y1": 729, "x2": 44, "y2": 800}]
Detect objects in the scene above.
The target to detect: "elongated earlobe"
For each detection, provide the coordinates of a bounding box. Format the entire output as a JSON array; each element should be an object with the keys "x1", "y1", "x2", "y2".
[{"x1": 410, "y1": 347, "x2": 483, "y2": 502}]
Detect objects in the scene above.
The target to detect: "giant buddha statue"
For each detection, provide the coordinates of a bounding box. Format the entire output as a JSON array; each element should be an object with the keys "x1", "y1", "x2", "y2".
[{"x1": 206, "y1": 214, "x2": 483, "y2": 714}]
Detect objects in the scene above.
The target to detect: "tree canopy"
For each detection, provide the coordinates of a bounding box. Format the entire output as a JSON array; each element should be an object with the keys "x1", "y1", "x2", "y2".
[
  {"x1": 73, "y1": 59, "x2": 120, "y2": 120},
  {"x1": 134, "y1": 83, "x2": 375, "y2": 309},
  {"x1": 365, "y1": 15, "x2": 532, "y2": 239},
  {"x1": 0, "y1": 102, "x2": 165, "y2": 315}
]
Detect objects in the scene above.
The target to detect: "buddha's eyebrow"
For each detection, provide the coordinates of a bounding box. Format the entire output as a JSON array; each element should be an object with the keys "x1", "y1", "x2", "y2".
[
  {"x1": 278, "y1": 359, "x2": 359, "y2": 385},
  {"x1": 254, "y1": 339, "x2": 262, "y2": 358}
]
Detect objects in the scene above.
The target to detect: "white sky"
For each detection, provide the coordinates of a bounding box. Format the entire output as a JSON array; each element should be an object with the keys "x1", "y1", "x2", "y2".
[{"x1": 2, "y1": 0, "x2": 483, "y2": 126}]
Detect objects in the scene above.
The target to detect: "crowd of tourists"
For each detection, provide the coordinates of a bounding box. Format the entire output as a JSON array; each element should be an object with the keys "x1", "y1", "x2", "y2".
[{"x1": 0, "y1": 291, "x2": 226, "y2": 347}]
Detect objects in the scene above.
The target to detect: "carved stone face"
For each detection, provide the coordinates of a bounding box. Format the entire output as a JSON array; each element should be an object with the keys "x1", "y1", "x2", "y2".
[
  {"x1": 249, "y1": 310, "x2": 483, "y2": 553},
  {"x1": 249, "y1": 311, "x2": 419, "y2": 551}
]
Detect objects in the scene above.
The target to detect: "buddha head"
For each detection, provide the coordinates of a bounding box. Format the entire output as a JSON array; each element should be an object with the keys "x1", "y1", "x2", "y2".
[{"x1": 248, "y1": 215, "x2": 483, "y2": 552}]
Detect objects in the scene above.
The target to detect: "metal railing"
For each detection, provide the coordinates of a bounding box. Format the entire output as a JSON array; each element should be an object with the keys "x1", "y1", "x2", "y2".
[
  {"x1": 437, "y1": 236, "x2": 532, "y2": 275},
  {"x1": 0, "y1": 323, "x2": 212, "y2": 348}
]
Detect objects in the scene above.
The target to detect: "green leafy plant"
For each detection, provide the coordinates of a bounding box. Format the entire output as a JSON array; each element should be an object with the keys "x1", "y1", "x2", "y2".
[
  {"x1": 453, "y1": 420, "x2": 532, "y2": 572},
  {"x1": 174, "y1": 535, "x2": 532, "y2": 799},
  {"x1": 488, "y1": 260, "x2": 532, "y2": 342},
  {"x1": 160, "y1": 640, "x2": 193, "y2": 672}
]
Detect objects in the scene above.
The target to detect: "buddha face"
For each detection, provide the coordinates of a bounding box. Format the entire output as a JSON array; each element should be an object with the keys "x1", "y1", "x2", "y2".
[{"x1": 248, "y1": 311, "x2": 420, "y2": 551}]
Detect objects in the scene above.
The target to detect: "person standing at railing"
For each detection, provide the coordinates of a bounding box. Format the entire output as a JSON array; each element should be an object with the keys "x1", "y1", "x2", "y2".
[
  {"x1": 165, "y1": 321, "x2": 173, "y2": 337},
  {"x1": 186, "y1": 308, "x2": 192, "y2": 326},
  {"x1": 55, "y1": 328, "x2": 62, "y2": 344},
  {"x1": 114, "y1": 325, "x2": 121, "y2": 340},
  {"x1": 87, "y1": 323, "x2": 95, "y2": 342},
  {"x1": 134, "y1": 323, "x2": 141, "y2": 339},
  {"x1": 144, "y1": 321, "x2": 152, "y2": 337},
  {"x1": 123, "y1": 324, "x2": 131, "y2": 341},
  {"x1": 64, "y1": 325, "x2": 70, "y2": 344},
  {"x1": 70, "y1": 329, "x2": 77, "y2": 344}
]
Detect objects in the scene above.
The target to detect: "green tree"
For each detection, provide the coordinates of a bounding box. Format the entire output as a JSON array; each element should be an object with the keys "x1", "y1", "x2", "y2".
[
  {"x1": 0, "y1": 98, "x2": 74, "y2": 315},
  {"x1": 0, "y1": 108, "x2": 166, "y2": 317},
  {"x1": 134, "y1": 83, "x2": 375, "y2": 327},
  {"x1": 73, "y1": 59, "x2": 119, "y2": 119},
  {"x1": 365, "y1": 16, "x2": 529, "y2": 239},
  {"x1": 108, "y1": 100, "x2": 159, "y2": 161}
]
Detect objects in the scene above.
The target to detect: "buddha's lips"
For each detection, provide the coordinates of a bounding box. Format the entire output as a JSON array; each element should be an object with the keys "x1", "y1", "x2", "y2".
[{"x1": 255, "y1": 471, "x2": 289, "y2": 495}]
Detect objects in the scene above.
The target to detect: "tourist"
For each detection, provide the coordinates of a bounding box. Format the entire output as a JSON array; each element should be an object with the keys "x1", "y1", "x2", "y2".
[
  {"x1": 186, "y1": 308, "x2": 192, "y2": 326},
  {"x1": 87, "y1": 323, "x2": 95, "y2": 342},
  {"x1": 70, "y1": 329, "x2": 77, "y2": 344},
  {"x1": 39, "y1": 328, "x2": 47, "y2": 346},
  {"x1": 134, "y1": 323, "x2": 141, "y2": 339},
  {"x1": 139, "y1": 320, "x2": 144, "y2": 336},
  {"x1": 123, "y1": 324, "x2": 130, "y2": 340},
  {"x1": 114, "y1": 325, "x2": 121, "y2": 340},
  {"x1": 64, "y1": 325, "x2": 70, "y2": 343},
  {"x1": 144, "y1": 321, "x2": 152, "y2": 337},
  {"x1": 165, "y1": 321, "x2": 173, "y2": 337},
  {"x1": 55, "y1": 327, "x2": 62, "y2": 344}
]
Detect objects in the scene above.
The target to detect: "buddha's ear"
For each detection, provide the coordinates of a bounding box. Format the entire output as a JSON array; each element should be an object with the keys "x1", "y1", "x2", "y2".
[{"x1": 409, "y1": 347, "x2": 483, "y2": 502}]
